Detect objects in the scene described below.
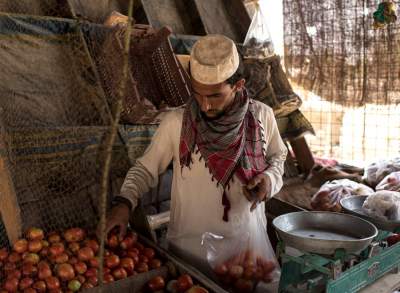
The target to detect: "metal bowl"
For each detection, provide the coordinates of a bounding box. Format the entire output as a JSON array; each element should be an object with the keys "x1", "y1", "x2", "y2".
[
  {"x1": 272, "y1": 211, "x2": 378, "y2": 255},
  {"x1": 340, "y1": 195, "x2": 400, "y2": 232}
]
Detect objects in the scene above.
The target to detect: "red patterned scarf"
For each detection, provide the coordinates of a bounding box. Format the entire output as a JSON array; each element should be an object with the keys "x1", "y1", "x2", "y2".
[{"x1": 179, "y1": 89, "x2": 269, "y2": 221}]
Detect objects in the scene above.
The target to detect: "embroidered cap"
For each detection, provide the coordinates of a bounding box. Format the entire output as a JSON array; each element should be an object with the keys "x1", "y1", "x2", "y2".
[{"x1": 190, "y1": 34, "x2": 240, "y2": 85}]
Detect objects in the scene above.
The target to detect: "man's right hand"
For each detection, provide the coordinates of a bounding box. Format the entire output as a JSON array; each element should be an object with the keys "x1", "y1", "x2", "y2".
[{"x1": 97, "y1": 203, "x2": 130, "y2": 239}]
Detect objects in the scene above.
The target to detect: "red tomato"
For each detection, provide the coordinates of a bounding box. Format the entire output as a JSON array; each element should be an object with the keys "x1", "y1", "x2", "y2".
[
  {"x1": 74, "y1": 262, "x2": 87, "y2": 274},
  {"x1": 77, "y1": 247, "x2": 94, "y2": 262},
  {"x1": 63, "y1": 228, "x2": 85, "y2": 243},
  {"x1": 68, "y1": 242, "x2": 80, "y2": 254},
  {"x1": 4, "y1": 277, "x2": 19, "y2": 292},
  {"x1": 105, "y1": 255, "x2": 120, "y2": 269},
  {"x1": 57, "y1": 263, "x2": 75, "y2": 281},
  {"x1": 45, "y1": 276, "x2": 60, "y2": 290},
  {"x1": 47, "y1": 233, "x2": 61, "y2": 244},
  {"x1": 112, "y1": 267, "x2": 128, "y2": 280},
  {"x1": 149, "y1": 258, "x2": 161, "y2": 269},
  {"x1": 28, "y1": 240, "x2": 43, "y2": 253},
  {"x1": 32, "y1": 280, "x2": 46, "y2": 292},
  {"x1": 13, "y1": 239, "x2": 28, "y2": 254},
  {"x1": 135, "y1": 262, "x2": 148, "y2": 273},
  {"x1": 84, "y1": 240, "x2": 99, "y2": 254},
  {"x1": 176, "y1": 274, "x2": 193, "y2": 292},
  {"x1": 147, "y1": 276, "x2": 165, "y2": 291},
  {"x1": 120, "y1": 257, "x2": 135, "y2": 273},
  {"x1": 26, "y1": 228, "x2": 44, "y2": 241},
  {"x1": 49, "y1": 243, "x2": 65, "y2": 257}
]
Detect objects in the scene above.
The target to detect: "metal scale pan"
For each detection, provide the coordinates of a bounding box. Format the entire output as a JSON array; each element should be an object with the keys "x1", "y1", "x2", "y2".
[
  {"x1": 340, "y1": 195, "x2": 400, "y2": 232},
  {"x1": 273, "y1": 211, "x2": 378, "y2": 255}
]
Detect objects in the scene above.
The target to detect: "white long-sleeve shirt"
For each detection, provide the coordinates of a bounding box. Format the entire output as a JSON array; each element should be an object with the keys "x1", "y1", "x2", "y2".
[{"x1": 119, "y1": 101, "x2": 287, "y2": 258}]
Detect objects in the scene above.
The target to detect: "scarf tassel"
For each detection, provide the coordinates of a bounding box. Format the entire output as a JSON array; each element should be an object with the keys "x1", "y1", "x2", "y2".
[{"x1": 222, "y1": 189, "x2": 231, "y2": 222}]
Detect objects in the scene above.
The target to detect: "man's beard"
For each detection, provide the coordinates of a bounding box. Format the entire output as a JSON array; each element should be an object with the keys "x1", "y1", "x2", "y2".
[{"x1": 200, "y1": 109, "x2": 225, "y2": 121}]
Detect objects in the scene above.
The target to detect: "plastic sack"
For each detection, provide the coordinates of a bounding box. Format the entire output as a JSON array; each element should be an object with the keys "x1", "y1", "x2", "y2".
[
  {"x1": 362, "y1": 190, "x2": 400, "y2": 221},
  {"x1": 243, "y1": 3, "x2": 274, "y2": 59},
  {"x1": 376, "y1": 171, "x2": 400, "y2": 192},
  {"x1": 201, "y1": 210, "x2": 280, "y2": 292},
  {"x1": 311, "y1": 179, "x2": 374, "y2": 212},
  {"x1": 363, "y1": 158, "x2": 400, "y2": 187}
]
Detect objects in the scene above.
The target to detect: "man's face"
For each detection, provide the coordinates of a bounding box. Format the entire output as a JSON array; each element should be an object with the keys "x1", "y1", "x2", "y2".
[{"x1": 191, "y1": 78, "x2": 245, "y2": 118}]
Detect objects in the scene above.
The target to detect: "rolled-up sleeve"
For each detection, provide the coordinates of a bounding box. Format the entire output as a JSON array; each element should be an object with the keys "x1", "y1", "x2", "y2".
[
  {"x1": 263, "y1": 107, "x2": 288, "y2": 197},
  {"x1": 119, "y1": 112, "x2": 175, "y2": 210}
]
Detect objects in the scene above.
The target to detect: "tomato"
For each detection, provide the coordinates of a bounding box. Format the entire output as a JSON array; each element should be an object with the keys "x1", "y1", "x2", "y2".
[
  {"x1": 39, "y1": 247, "x2": 49, "y2": 258},
  {"x1": 45, "y1": 276, "x2": 60, "y2": 290},
  {"x1": 103, "y1": 274, "x2": 114, "y2": 284},
  {"x1": 37, "y1": 264, "x2": 52, "y2": 279},
  {"x1": 139, "y1": 255, "x2": 149, "y2": 263},
  {"x1": 126, "y1": 250, "x2": 139, "y2": 264},
  {"x1": 48, "y1": 233, "x2": 61, "y2": 244},
  {"x1": 105, "y1": 255, "x2": 120, "y2": 269},
  {"x1": 229, "y1": 265, "x2": 244, "y2": 279},
  {"x1": 77, "y1": 247, "x2": 94, "y2": 262},
  {"x1": 84, "y1": 239, "x2": 99, "y2": 254},
  {"x1": 26, "y1": 228, "x2": 44, "y2": 241},
  {"x1": 4, "y1": 277, "x2": 19, "y2": 292},
  {"x1": 8, "y1": 252, "x2": 22, "y2": 263},
  {"x1": 112, "y1": 267, "x2": 128, "y2": 280},
  {"x1": 23, "y1": 288, "x2": 38, "y2": 293},
  {"x1": 120, "y1": 237, "x2": 134, "y2": 250},
  {"x1": 84, "y1": 268, "x2": 98, "y2": 278},
  {"x1": 120, "y1": 257, "x2": 135, "y2": 274},
  {"x1": 22, "y1": 263, "x2": 38, "y2": 277},
  {"x1": 107, "y1": 234, "x2": 119, "y2": 249},
  {"x1": 234, "y1": 278, "x2": 254, "y2": 292},
  {"x1": 143, "y1": 248, "x2": 155, "y2": 260},
  {"x1": 4, "y1": 262, "x2": 16, "y2": 273},
  {"x1": 149, "y1": 258, "x2": 161, "y2": 269},
  {"x1": 87, "y1": 276, "x2": 98, "y2": 286},
  {"x1": 147, "y1": 276, "x2": 165, "y2": 291},
  {"x1": 67, "y1": 279, "x2": 81, "y2": 292},
  {"x1": 185, "y1": 286, "x2": 209, "y2": 293},
  {"x1": 55, "y1": 253, "x2": 69, "y2": 264},
  {"x1": 135, "y1": 262, "x2": 148, "y2": 273},
  {"x1": 76, "y1": 275, "x2": 86, "y2": 284},
  {"x1": 57, "y1": 263, "x2": 75, "y2": 281},
  {"x1": 68, "y1": 242, "x2": 80, "y2": 254},
  {"x1": 88, "y1": 257, "x2": 99, "y2": 268},
  {"x1": 176, "y1": 274, "x2": 193, "y2": 292},
  {"x1": 23, "y1": 253, "x2": 40, "y2": 265},
  {"x1": 32, "y1": 280, "x2": 46, "y2": 292},
  {"x1": 13, "y1": 239, "x2": 28, "y2": 254},
  {"x1": 68, "y1": 256, "x2": 78, "y2": 265},
  {"x1": 49, "y1": 243, "x2": 65, "y2": 257},
  {"x1": 214, "y1": 263, "x2": 228, "y2": 275},
  {"x1": 74, "y1": 262, "x2": 87, "y2": 274},
  {"x1": 0, "y1": 248, "x2": 9, "y2": 261},
  {"x1": 28, "y1": 240, "x2": 43, "y2": 253},
  {"x1": 6, "y1": 269, "x2": 22, "y2": 280},
  {"x1": 64, "y1": 228, "x2": 85, "y2": 243}
]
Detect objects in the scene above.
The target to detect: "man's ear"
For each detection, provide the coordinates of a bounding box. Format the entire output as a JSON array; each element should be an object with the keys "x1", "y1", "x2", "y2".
[{"x1": 234, "y1": 78, "x2": 246, "y2": 91}]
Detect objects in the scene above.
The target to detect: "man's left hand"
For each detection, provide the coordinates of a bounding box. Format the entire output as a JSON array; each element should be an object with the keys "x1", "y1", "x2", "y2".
[{"x1": 242, "y1": 173, "x2": 272, "y2": 211}]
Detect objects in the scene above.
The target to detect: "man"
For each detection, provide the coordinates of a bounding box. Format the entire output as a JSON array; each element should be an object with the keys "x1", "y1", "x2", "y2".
[{"x1": 104, "y1": 34, "x2": 287, "y2": 261}]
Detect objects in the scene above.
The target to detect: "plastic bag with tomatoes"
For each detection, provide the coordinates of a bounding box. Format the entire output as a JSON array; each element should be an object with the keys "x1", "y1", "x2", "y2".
[
  {"x1": 201, "y1": 209, "x2": 280, "y2": 293},
  {"x1": 311, "y1": 179, "x2": 374, "y2": 212}
]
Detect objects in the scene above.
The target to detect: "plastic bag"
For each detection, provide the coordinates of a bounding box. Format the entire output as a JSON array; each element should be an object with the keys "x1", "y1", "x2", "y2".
[
  {"x1": 362, "y1": 190, "x2": 400, "y2": 221},
  {"x1": 375, "y1": 171, "x2": 400, "y2": 192},
  {"x1": 243, "y1": 3, "x2": 274, "y2": 59},
  {"x1": 311, "y1": 179, "x2": 374, "y2": 212},
  {"x1": 201, "y1": 210, "x2": 280, "y2": 292},
  {"x1": 363, "y1": 158, "x2": 400, "y2": 187}
]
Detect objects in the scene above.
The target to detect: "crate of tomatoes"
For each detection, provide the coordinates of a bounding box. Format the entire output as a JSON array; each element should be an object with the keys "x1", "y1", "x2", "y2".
[{"x1": 0, "y1": 226, "x2": 222, "y2": 293}]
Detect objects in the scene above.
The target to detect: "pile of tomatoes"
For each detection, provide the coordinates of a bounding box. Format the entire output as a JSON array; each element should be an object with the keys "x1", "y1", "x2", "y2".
[
  {"x1": 212, "y1": 250, "x2": 277, "y2": 292},
  {"x1": 0, "y1": 227, "x2": 163, "y2": 292},
  {"x1": 145, "y1": 273, "x2": 208, "y2": 293}
]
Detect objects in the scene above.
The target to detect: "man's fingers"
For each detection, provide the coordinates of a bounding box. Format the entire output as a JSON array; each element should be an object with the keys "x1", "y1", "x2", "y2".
[
  {"x1": 247, "y1": 176, "x2": 262, "y2": 190},
  {"x1": 242, "y1": 186, "x2": 253, "y2": 202},
  {"x1": 250, "y1": 201, "x2": 258, "y2": 212}
]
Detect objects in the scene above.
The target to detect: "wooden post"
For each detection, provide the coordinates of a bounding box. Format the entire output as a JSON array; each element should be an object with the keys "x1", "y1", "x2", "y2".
[
  {"x1": 0, "y1": 130, "x2": 22, "y2": 244},
  {"x1": 289, "y1": 136, "x2": 315, "y2": 175}
]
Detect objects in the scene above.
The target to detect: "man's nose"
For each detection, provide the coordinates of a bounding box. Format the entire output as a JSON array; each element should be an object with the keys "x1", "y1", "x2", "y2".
[{"x1": 200, "y1": 97, "x2": 211, "y2": 112}]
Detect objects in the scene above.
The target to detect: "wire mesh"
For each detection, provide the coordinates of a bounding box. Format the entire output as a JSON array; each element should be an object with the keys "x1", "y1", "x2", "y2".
[{"x1": 283, "y1": 0, "x2": 400, "y2": 165}]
